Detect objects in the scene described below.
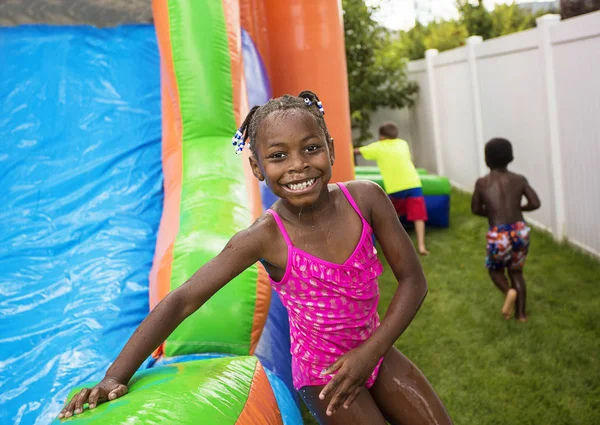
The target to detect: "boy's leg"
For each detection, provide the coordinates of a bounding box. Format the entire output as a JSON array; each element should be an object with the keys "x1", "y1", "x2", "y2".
[
  {"x1": 508, "y1": 269, "x2": 527, "y2": 321},
  {"x1": 508, "y1": 222, "x2": 530, "y2": 321},
  {"x1": 369, "y1": 346, "x2": 453, "y2": 425},
  {"x1": 489, "y1": 270, "x2": 517, "y2": 319},
  {"x1": 414, "y1": 220, "x2": 429, "y2": 255},
  {"x1": 406, "y1": 194, "x2": 428, "y2": 255},
  {"x1": 299, "y1": 385, "x2": 387, "y2": 425},
  {"x1": 489, "y1": 269, "x2": 510, "y2": 293},
  {"x1": 487, "y1": 230, "x2": 516, "y2": 318}
]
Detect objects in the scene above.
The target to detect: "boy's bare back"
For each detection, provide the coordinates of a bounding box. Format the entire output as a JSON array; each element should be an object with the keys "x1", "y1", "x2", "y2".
[{"x1": 472, "y1": 170, "x2": 541, "y2": 226}]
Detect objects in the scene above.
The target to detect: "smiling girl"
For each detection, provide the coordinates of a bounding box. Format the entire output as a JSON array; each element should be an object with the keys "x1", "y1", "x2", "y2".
[{"x1": 59, "y1": 91, "x2": 452, "y2": 425}]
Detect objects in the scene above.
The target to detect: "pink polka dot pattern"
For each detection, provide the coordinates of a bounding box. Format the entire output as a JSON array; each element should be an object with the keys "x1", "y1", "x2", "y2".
[{"x1": 267, "y1": 183, "x2": 385, "y2": 390}]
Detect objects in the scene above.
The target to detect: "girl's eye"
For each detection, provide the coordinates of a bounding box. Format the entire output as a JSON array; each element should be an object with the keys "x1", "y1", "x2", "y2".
[
  {"x1": 269, "y1": 152, "x2": 286, "y2": 159},
  {"x1": 306, "y1": 145, "x2": 321, "y2": 153}
]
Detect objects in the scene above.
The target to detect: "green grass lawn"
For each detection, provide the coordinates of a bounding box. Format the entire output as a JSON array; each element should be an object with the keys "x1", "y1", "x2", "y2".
[{"x1": 301, "y1": 189, "x2": 600, "y2": 425}]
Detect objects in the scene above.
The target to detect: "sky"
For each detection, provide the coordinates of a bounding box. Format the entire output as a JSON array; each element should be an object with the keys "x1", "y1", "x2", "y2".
[{"x1": 368, "y1": 0, "x2": 554, "y2": 31}]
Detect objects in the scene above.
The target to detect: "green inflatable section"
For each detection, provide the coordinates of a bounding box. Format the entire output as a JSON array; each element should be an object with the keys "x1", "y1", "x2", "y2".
[
  {"x1": 354, "y1": 165, "x2": 381, "y2": 175},
  {"x1": 354, "y1": 166, "x2": 450, "y2": 196},
  {"x1": 165, "y1": 0, "x2": 258, "y2": 356},
  {"x1": 52, "y1": 357, "x2": 258, "y2": 424},
  {"x1": 419, "y1": 174, "x2": 451, "y2": 196},
  {"x1": 355, "y1": 165, "x2": 427, "y2": 176},
  {"x1": 357, "y1": 173, "x2": 385, "y2": 188}
]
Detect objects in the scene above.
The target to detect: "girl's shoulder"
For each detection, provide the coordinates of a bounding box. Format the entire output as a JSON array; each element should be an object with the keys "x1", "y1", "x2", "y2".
[
  {"x1": 236, "y1": 208, "x2": 282, "y2": 250},
  {"x1": 252, "y1": 208, "x2": 281, "y2": 233},
  {"x1": 337, "y1": 179, "x2": 387, "y2": 222},
  {"x1": 339, "y1": 179, "x2": 385, "y2": 200}
]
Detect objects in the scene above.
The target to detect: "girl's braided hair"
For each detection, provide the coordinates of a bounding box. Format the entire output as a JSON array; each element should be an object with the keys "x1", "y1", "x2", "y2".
[{"x1": 232, "y1": 91, "x2": 331, "y2": 155}]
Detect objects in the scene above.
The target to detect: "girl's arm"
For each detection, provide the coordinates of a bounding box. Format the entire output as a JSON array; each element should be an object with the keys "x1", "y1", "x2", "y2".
[
  {"x1": 105, "y1": 228, "x2": 264, "y2": 383},
  {"x1": 320, "y1": 181, "x2": 427, "y2": 414},
  {"x1": 59, "y1": 223, "x2": 267, "y2": 419},
  {"x1": 360, "y1": 182, "x2": 428, "y2": 357}
]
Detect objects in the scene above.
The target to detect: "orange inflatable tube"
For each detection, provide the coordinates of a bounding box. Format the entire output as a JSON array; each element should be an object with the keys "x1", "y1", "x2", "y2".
[{"x1": 262, "y1": 0, "x2": 355, "y2": 183}]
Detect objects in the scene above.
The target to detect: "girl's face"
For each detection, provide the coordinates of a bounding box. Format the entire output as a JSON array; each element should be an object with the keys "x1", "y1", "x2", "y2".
[{"x1": 249, "y1": 109, "x2": 335, "y2": 208}]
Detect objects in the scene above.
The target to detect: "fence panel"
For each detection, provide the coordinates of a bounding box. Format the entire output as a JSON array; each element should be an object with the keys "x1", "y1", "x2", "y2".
[
  {"x1": 476, "y1": 31, "x2": 555, "y2": 229},
  {"x1": 433, "y1": 49, "x2": 479, "y2": 189},
  {"x1": 551, "y1": 13, "x2": 600, "y2": 254}
]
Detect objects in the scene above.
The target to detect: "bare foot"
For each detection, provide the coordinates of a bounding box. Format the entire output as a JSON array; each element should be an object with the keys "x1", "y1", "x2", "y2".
[
  {"x1": 517, "y1": 316, "x2": 528, "y2": 323},
  {"x1": 418, "y1": 247, "x2": 430, "y2": 256},
  {"x1": 501, "y1": 289, "x2": 517, "y2": 319}
]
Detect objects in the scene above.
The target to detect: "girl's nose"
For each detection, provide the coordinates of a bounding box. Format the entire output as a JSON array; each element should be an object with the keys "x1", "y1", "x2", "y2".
[{"x1": 288, "y1": 152, "x2": 309, "y2": 172}]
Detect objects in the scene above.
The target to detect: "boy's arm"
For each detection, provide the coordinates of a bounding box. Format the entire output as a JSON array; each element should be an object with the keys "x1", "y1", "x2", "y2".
[
  {"x1": 471, "y1": 178, "x2": 488, "y2": 217},
  {"x1": 319, "y1": 181, "x2": 427, "y2": 414},
  {"x1": 59, "y1": 221, "x2": 267, "y2": 419},
  {"x1": 356, "y1": 142, "x2": 379, "y2": 161},
  {"x1": 521, "y1": 178, "x2": 541, "y2": 211}
]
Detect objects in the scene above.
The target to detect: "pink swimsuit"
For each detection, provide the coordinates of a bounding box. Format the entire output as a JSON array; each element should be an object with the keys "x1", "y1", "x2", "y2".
[{"x1": 267, "y1": 183, "x2": 384, "y2": 390}]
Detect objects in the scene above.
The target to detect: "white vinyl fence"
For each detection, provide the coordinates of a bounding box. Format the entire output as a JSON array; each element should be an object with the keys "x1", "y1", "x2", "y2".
[{"x1": 367, "y1": 11, "x2": 600, "y2": 257}]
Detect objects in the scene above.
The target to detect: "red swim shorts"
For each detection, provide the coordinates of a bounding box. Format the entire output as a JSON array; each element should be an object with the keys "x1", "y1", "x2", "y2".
[{"x1": 389, "y1": 188, "x2": 428, "y2": 222}]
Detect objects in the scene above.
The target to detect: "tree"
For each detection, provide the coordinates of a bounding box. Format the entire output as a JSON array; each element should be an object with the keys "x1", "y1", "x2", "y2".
[
  {"x1": 457, "y1": 0, "x2": 494, "y2": 39},
  {"x1": 490, "y1": 2, "x2": 554, "y2": 37},
  {"x1": 396, "y1": 19, "x2": 468, "y2": 61},
  {"x1": 424, "y1": 20, "x2": 469, "y2": 52},
  {"x1": 342, "y1": 0, "x2": 418, "y2": 145},
  {"x1": 396, "y1": 1, "x2": 555, "y2": 62},
  {"x1": 457, "y1": 0, "x2": 549, "y2": 40},
  {"x1": 397, "y1": 22, "x2": 428, "y2": 61}
]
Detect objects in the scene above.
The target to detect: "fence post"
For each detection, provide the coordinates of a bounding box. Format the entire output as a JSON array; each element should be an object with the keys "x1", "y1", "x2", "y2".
[
  {"x1": 537, "y1": 14, "x2": 565, "y2": 241},
  {"x1": 466, "y1": 36, "x2": 486, "y2": 177},
  {"x1": 425, "y1": 49, "x2": 444, "y2": 176}
]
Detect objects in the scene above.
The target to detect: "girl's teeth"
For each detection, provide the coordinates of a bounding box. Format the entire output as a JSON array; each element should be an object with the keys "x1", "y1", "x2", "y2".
[{"x1": 288, "y1": 178, "x2": 315, "y2": 191}]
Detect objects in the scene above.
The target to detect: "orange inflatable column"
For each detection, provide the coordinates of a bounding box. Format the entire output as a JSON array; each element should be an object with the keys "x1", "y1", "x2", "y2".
[
  {"x1": 239, "y1": 0, "x2": 271, "y2": 74},
  {"x1": 263, "y1": 0, "x2": 355, "y2": 183}
]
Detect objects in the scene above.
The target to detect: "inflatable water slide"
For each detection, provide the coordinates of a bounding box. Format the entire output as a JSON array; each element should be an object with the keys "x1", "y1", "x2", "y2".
[{"x1": 0, "y1": 0, "x2": 355, "y2": 424}]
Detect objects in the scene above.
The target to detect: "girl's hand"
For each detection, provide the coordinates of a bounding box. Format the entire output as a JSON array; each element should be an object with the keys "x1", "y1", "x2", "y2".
[
  {"x1": 318, "y1": 344, "x2": 380, "y2": 416},
  {"x1": 58, "y1": 377, "x2": 128, "y2": 419}
]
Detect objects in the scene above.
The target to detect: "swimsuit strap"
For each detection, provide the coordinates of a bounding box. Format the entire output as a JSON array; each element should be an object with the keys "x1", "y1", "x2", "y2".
[
  {"x1": 266, "y1": 209, "x2": 293, "y2": 248},
  {"x1": 336, "y1": 182, "x2": 367, "y2": 223}
]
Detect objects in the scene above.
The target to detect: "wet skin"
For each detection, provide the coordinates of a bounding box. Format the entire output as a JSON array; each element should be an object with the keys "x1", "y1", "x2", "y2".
[
  {"x1": 59, "y1": 109, "x2": 452, "y2": 424},
  {"x1": 471, "y1": 168, "x2": 541, "y2": 320},
  {"x1": 301, "y1": 347, "x2": 452, "y2": 425},
  {"x1": 471, "y1": 168, "x2": 540, "y2": 226}
]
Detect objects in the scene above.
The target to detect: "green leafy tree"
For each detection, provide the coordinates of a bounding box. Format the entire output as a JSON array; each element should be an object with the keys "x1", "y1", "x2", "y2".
[
  {"x1": 397, "y1": 22, "x2": 428, "y2": 61},
  {"x1": 398, "y1": 1, "x2": 555, "y2": 61},
  {"x1": 457, "y1": 0, "x2": 549, "y2": 40},
  {"x1": 342, "y1": 0, "x2": 418, "y2": 145},
  {"x1": 425, "y1": 20, "x2": 469, "y2": 52},
  {"x1": 457, "y1": 0, "x2": 494, "y2": 39},
  {"x1": 397, "y1": 20, "x2": 467, "y2": 61},
  {"x1": 490, "y1": 3, "x2": 537, "y2": 36}
]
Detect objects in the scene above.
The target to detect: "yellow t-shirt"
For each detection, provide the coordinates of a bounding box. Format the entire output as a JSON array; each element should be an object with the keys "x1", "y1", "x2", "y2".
[{"x1": 359, "y1": 138, "x2": 421, "y2": 194}]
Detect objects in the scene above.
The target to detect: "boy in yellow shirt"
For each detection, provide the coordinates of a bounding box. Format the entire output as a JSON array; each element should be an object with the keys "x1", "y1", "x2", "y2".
[{"x1": 355, "y1": 122, "x2": 429, "y2": 255}]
